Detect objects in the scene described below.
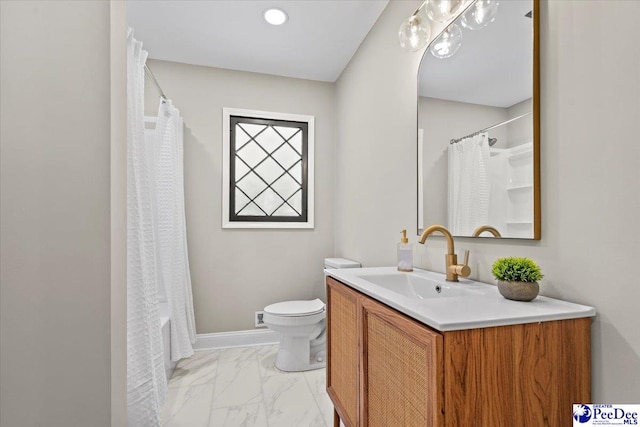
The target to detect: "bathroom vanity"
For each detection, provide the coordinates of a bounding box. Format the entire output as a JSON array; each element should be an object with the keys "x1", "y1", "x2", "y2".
[{"x1": 325, "y1": 267, "x2": 595, "y2": 427}]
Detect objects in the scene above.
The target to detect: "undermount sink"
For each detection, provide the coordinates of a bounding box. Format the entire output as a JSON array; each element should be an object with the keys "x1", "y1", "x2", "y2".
[{"x1": 357, "y1": 273, "x2": 482, "y2": 300}]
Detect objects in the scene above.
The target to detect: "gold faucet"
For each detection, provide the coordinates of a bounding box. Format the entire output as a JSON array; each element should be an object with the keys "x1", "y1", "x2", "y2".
[
  {"x1": 462, "y1": 225, "x2": 503, "y2": 270},
  {"x1": 472, "y1": 225, "x2": 502, "y2": 238},
  {"x1": 418, "y1": 224, "x2": 470, "y2": 282}
]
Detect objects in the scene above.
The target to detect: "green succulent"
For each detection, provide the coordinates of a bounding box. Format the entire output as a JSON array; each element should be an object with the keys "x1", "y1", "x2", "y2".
[{"x1": 491, "y1": 257, "x2": 543, "y2": 283}]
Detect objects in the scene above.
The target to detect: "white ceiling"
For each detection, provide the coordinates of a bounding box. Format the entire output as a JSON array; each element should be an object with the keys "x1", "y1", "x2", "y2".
[
  {"x1": 127, "y1": 0, "x2": 388, "y2": 82},
  {"x1": 419, "y1": 0, "x2": 533, "y2": 108}
]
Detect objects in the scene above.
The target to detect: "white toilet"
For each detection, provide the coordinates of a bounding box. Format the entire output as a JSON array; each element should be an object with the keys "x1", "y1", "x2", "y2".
[{"x1": 263, "y1": 257, "x2": 361, "y2": 372}]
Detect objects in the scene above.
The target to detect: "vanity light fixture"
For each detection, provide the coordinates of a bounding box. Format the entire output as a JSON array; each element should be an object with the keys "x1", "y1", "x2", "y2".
[
  {"x1": 460, "y1": 0, "x2": 500, "y2": 30},
  {"x1": 430, "y1": 23, "x2": 462, "y2": 59},
  {"x1": 398, "y1": 0, "x2": 462, "y2": 52},
  {"x1": 400, "y1": 0, "x2": 502, "y2": 57},
  {"x1": 263, "y1": 8, "x2": 288, "y2": 26}
]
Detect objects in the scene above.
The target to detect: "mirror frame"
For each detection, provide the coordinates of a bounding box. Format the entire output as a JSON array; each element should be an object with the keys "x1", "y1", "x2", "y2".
[{"x1": 416, "y1": 0, "x2": 541, "y2": 240}]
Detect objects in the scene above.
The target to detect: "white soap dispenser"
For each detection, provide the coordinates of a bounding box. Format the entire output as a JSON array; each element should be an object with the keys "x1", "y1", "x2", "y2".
[{"x1": 397, "y1": 229, "x2": 413, "y2": 272}]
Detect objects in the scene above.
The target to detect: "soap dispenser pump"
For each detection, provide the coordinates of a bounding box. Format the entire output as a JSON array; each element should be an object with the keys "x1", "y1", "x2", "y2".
[{"x1": 397, "y1": 229, "x2": 413, "y2": 272}]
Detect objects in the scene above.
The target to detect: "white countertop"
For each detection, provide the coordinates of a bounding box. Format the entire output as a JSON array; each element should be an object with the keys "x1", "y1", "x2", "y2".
[{"x1": 324, "y1": 267, "x2": 596, "y2": 332}]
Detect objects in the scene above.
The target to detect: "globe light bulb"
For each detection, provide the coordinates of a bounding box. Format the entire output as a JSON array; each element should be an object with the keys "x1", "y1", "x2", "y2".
[
  {"x1": 429, "y1": 23, "x2": 462, "y2": 59},
  {"x1": 423, "y1": 0, "x2": 465, "y2": 23},
  {"x1": 461, "y1": 0, "x2": 500, "y2": 30},
  {"x1": 398, "y1": 12, "x2": 431, "y2": 51}
]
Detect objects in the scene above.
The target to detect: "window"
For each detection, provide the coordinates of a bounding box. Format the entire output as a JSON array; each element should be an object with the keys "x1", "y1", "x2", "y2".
[{"x1": 222, "y1": 108, "x2": 314, "y2": 228}]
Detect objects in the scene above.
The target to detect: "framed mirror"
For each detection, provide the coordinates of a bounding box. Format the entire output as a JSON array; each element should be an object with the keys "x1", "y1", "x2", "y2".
[{"x1": 417, "y1": 0, "x2": 540, "y2": 239}]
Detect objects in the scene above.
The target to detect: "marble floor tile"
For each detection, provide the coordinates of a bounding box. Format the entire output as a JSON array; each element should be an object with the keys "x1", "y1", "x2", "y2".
[
  {"x1": 262, "y1": 372, "x2": 327, "y2": 427},
  {"x1": 208, "y1": 403, "x2": 268, "y2": 427},
  {"x1": 313, "y1": 390, "x2": 337, "y2": 427},
  {"x1": 257, "y1": 346, "x2": 284, "y2": 379},
  {"x1": 303, "y1": 368, "x2": 327, "y2": 396},
  {"x1": 169, "y1": 350, "x2": 220, "y2": 388},
  {"x1": 255, "y1": 344, "x2": 278, "y2": 362},
  {"x1": 217, "y1": 346, "x2": 257, "y2": 363},
  {"x1": 163, "y1": 344, "x2": 337, "y2": 427},
  {"x1": 162, "y1": 384, "x2": 214, "y2": 427},
  {"x1": 212, "y1": 359, "x2": 263, "y2": 409}
]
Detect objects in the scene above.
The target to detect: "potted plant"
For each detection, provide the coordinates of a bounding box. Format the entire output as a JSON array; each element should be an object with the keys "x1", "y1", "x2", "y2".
[{"x1": 491, "y1": 257, "x2": 543, "y2": 301}]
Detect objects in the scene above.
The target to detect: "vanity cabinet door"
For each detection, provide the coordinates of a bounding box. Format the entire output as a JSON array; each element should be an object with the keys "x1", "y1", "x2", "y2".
[
  {"x1": 361, "y1": 297, "x2": 444, "y2": 427},
  {"x1": 327, "y1": 277, "x2": 361, "y2": 427}
]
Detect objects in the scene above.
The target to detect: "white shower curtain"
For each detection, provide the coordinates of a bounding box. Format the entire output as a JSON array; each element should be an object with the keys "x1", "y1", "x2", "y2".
[
  {"x1": 126, "y1": 30, "x2": 167, "y2": 427},
  {"x1": 151, "y1": 99, "x2": 197, "y2": 361},
  {"x1": 448, "y1": 132, "x2": 491, "y2": 235}
]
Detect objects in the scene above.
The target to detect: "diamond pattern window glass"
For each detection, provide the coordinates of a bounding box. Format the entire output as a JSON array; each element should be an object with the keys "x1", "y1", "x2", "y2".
[{"x1": 229, "y1": 116, "x2": 309, "y2": 223}]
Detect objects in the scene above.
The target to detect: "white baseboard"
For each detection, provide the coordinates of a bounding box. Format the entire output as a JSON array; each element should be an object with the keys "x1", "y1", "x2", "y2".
[{"x1": 194, "y1": 329, "x2": 281, "y2": 351}]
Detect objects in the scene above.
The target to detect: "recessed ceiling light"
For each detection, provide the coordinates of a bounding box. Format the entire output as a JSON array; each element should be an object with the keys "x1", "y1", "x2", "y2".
[{"x1": 264, "y1": 8, "x2": 288, "y2": 26}]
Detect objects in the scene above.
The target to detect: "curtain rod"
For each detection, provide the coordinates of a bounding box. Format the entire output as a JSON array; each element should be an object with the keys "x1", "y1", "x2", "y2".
[
  {"x1": 144, "y1": 64, "x2": 166, "y2": 99},
  {"x1": 450, "y1": 111, "x2": 532, "y2": 144}
]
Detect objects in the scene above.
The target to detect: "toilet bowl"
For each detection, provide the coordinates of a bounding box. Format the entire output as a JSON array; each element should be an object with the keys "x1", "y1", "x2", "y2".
[
  {"x1": 263, "y1": 258, "x2": 360, "y2": 372},
  {"x1": 263, "y1": 299, "x2": 327, "y2": 372}
]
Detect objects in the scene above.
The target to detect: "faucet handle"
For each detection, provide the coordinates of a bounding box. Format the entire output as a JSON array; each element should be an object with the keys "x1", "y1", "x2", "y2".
[
  {"x1": 452, "y1": 263, "x2": 471, "y2": 278},
  {"x1": 452, "y1": 250, "x2": 471, "y2": 278}
]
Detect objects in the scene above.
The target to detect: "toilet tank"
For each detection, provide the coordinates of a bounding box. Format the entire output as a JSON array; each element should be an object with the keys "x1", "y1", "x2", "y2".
[{"x1": 324, "y1": 258, "x2": 361, "y2": 269}]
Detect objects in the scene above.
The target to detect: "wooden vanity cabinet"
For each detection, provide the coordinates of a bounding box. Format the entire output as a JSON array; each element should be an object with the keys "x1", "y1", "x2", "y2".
[
  {"x1": 326, "y1": 276, "x2": 591, "y2": 427},
  {"x1": 327, "y1": 277, "x2": 361, "y2": 427}
]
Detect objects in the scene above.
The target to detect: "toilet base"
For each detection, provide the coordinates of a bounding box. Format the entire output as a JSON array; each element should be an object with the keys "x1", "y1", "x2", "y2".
[{"x1": 275, "y1": 332, "x2": 326, "y2": 372}]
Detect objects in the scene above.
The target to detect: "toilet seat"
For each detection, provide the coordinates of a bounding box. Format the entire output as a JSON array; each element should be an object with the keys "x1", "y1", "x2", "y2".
[{"x1": 264, "y1": 299, "x2": 325, "y2": 317}]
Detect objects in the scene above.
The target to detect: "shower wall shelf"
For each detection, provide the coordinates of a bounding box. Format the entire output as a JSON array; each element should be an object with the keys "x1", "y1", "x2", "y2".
[
  {"x1": 507, "y1": 184, "x2": 534, "y2": 191},
  {"x1": 508, "y1": 151, "x2": 533, "y2": 162},
  {"x1": 505, "y1": 142, "x2": 534, "y2": 238}
]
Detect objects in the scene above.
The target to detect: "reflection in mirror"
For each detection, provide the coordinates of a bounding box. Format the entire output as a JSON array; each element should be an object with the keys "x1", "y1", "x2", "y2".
[{"x1": 417, "y1": 0, "x2": 539, "y2": 239}]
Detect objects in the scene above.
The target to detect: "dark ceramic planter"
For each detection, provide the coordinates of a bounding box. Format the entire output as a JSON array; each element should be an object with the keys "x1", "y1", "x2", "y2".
[{"x1": 497, "y1": 280, "x2": 539, "y2": 301}]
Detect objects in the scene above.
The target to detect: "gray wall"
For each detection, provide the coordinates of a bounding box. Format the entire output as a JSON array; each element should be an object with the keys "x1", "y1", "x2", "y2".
[
  {"x1": 335, "y1": 0, "x2": 640, "y2": 402},
  {"x1": 144, "y1": 60, "x2": 336, "y2": 333},
  {"x1": 110, "y1": 1, "x2": 128, "y2": 424},
  {"x1": 0, "y1": 1, "x2": 124, "y2": 426}
]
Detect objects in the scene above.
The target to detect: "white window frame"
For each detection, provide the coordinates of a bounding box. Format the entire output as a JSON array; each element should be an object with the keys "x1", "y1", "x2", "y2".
[{"x1": 222, "y1": 107, "x2": 315, "y2": 229}]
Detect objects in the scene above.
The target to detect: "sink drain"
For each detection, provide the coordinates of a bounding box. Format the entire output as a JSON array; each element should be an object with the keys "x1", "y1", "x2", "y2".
[{"x1": 435, "y1": 285, "x2": 442, "y2": 294}]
